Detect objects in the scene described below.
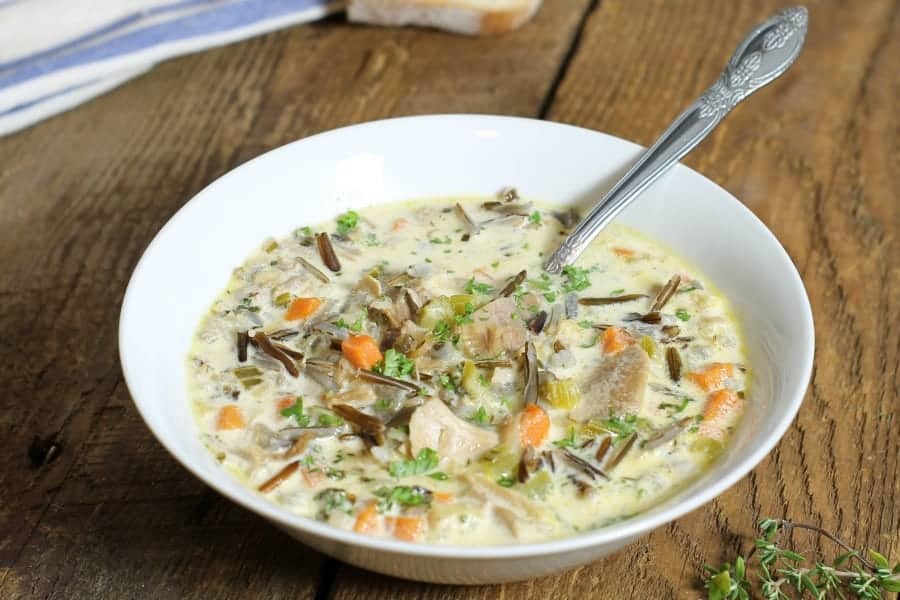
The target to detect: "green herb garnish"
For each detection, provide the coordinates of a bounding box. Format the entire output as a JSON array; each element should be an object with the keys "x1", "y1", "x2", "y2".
[
  {"x1": 471, "y1": 406, "x2": 490, "y2": 424},
  {"x1": 430, "y1": 236, "x2": 452, "y2": 244},
  {"x1": 553, "y1": 427, "x2": 578, "y2": 448},
  {"x1": 703, "y1": 518, "x2": 900, "y2": 599},
  {"x1": 454, "y1": 302, "x2": 475, "y2": 325},
  {"x1": 561, "y1": 265, "x2": 591, "y2": 292},
  {"x1": 433, "y1": 320, "x2": 453, "y2": 342},
  {"x1": 529, "y1": 210, "x2": 542, "y2": 224},
  {"x1": 336, "y1": 210, "x2": 359, "y2": 235},
  {"x1": 314, "y1": 488, "x2": 353, "y2": 519},
  {"x1": 659, "y1": 397, "x2": 693, "y2": 414},
  {"x1": 465, "y1": 278, "x2": 494, "y2": 295},
  {"x1": 389, "y1": 448, "x2": 440, "y2": 479},
  {"x1": 375, "y1": 485, "x2": 433, "y2": 509},
  {"x1": 280, "y1": 397, "x2": 311, "y2": 426},
  {"x1": 314, "y1": 410, "x2": 344, "y2": 427},
  {"x1": 675, "y1": 308, "x2": 691, "y2": 321},
  {"x1": 375, "y1": 349, "x2": 415, "y2": 378},
  {"x1": 497, "y1": 475, "x2": 516, "y2": 488},
  {"x1": 599, "y1": 414, "x2": 643, "y2": 440}
]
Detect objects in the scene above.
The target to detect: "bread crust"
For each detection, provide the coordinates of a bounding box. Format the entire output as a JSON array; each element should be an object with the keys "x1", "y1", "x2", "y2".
[{"x1": 347, "y1": 0, "x2": 542, "y2": 35}]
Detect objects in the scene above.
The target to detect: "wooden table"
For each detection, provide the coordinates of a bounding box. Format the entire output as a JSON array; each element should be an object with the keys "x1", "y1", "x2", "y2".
[{"x1": 1, "y1": 1, "x2": 897, "y2": 597}]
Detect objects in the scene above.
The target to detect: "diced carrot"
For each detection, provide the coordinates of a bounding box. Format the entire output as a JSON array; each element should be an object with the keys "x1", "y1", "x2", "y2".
[
  {"x1": 353, "y1": 502, "x2": 381, "y2": 535},
  {"x1": 612, "y1": 247, "x2": 635, "y2": 257},
  {"x1": 216, "y1": 405, "x2": 245, "y2": 430},
  {"x1": 519, "y1": 404, "x2": 550, "y2": 447},
  {"x1": 686, "y1": 363, "x2": 735, "y2": 391},
  {"x1": 341, "y1": 334, "x2": 383, "y2": 370},
  {"x1": 602, "y1": 326, "x2": 633, "y2": 354},
  {"x1": 300, "y1": 468, "x2": 326, "y2": 488},
  {"x1": 698, "y1": 389, "x2": 743, "y2": 441},
  {"x1": 285, "y1": 297, "x2": 322, "y2": 321},
  {"x1": 276, "y1": 396, "x2": 295, "y2": 412},
  {"x1": 392, "y1": 218, "x2": 410, "y2": 231},
  {"x1": 433, "y1": 492, "x2": 454, "y2": 504},
  {"x1": 388, "y1": 516, "x2": 425, "y2": 542}
]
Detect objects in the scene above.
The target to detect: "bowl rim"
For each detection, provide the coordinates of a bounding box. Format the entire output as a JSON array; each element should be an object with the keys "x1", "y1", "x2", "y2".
[{"x1": 119, "y1": 114, "x2": 815, "y2": 559}]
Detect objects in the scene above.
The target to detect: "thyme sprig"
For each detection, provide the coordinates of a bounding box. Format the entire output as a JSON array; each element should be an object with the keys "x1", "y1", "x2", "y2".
[{"x1": 704, "y1": 518, "x2": 900, "y2": 599}]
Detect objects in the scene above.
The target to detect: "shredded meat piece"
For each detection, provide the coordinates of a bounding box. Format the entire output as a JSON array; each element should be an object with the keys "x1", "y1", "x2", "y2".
[
  {"x1": 570, "y1": 344, "x2": 650, "y2": 421},
  {"x1": 408, "y1": 398, "x2": 498, "y2": 462},
  {"x1": 459, "y1": 297, "x2": 527, "y2": 357}
]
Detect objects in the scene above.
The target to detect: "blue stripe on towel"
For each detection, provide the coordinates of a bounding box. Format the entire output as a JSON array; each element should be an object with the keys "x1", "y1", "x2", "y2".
[
  {"x1": 0, "y1": 0, "x2": 333, "y2": 91},
  {"x1": 0, "y1": 0, "x2": 223, "y2": 71}
]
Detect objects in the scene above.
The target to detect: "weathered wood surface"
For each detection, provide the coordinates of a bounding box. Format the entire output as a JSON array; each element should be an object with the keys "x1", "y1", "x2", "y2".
[{"x1": 0, "y1": 1, "x2": 896, "y2": 598}]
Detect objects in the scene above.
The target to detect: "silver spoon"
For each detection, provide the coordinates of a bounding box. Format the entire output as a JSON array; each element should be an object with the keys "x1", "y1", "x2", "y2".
[{"x1": 544, "y1": 6, "x2": 808, "y2": 274}]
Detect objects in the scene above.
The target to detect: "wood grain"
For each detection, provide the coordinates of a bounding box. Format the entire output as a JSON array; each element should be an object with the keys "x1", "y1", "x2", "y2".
[
  {"x1": 0, "y1": 0, "x2": 897, "y2": 598},
  {"x1": 0, "y1": 2, "x2": 591, "y2": 598}
]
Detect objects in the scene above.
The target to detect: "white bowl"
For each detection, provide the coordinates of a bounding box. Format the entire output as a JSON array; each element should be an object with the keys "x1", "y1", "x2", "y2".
[{"x1": 119, "y1": 115, "x2": 814, "y2": 584}]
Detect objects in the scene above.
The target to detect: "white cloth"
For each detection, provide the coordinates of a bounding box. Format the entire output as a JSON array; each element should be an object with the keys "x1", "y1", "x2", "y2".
[{"x1": 0, "y1": 0, "x2": 343, "y2": 136}]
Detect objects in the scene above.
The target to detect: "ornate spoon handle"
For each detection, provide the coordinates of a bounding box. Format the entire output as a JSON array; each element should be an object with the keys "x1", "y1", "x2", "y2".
[{"x1": 544, "y1": 6, "x2": 808, "y2": 274}]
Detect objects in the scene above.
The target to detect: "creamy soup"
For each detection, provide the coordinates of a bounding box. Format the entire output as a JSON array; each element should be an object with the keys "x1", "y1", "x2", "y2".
[{"x1": 189, "y1": 192, "x2": 747, "y2": 545}]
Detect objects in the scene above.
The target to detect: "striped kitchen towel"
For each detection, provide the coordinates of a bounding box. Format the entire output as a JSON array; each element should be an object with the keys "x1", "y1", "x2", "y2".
[{"x1": 0, "y1": 0, "x2": 343, "y2": 137}]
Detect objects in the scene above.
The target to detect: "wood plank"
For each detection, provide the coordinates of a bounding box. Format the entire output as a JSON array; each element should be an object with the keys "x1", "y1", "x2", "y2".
[
  {"x1": 0, "y1": 2, "x2": 591, "y2": 598},
  {"x1": 327, "y1": 0, "x2": 900, "y2": 598},
  {"x1": 538, "y1": 0, "x2": 898, "y2": 597}
]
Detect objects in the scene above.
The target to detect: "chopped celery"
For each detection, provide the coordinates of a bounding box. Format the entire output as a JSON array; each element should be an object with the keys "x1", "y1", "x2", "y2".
[
  {"x1": 542, "y1": 378, "x2": 581, "y2": 410},
  {"x1": 419, "y1": 296, "x2": 454, "y2": 329},
  {"x1": 521, "y1": 470, "x2": 553, "y2": 499}
]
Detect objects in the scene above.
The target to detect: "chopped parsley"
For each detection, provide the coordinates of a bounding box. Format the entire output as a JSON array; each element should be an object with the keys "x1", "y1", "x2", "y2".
[
  {"x1": 659, "y1": 397, "x2": 693, "y2": 414},
  {"x1": 314, "y1": 488, "x2": 353, "y2": 519},
  {"x1": 325, "y1": 467, "x2": 346, "y2": 480},
  {"x1": 471, "y1": 406, "x2": 490, "y2": 424},
  {"x1": 610, "y1": 288, "x2": 625, "y2": 295},
  {"x1": 314, "y1": 410, "x2": 344, "y2": 427},
  {"x1": 599, "y1": 414, "x2": 644, "y2": 440},
  {"x1": 389, "y1": 448, "x2": 440, "y2": 478},
  {"x1": 429, "y1": 236, "x2": 452, "y2": 244},
  {"x1": 438, "y1": 373, "x2": 458, "y2": 391},
  {"x1": 336, "y1": 210, "x2": 359, "y2": 235},
  {"x1": 374, "y1": 348, "x2": 415, "y2": 378},
  {"x1": 334, "y1": 312, "x2": 365, "y2": 332},
  {"x1": 553, "y1": 427, "x2": 578, "y2": 448},
  {"x1": 561, "y1": 265, "x2": 591, "y2": 292},
  {"x1": 432, "y1": 320, "x2": 453, "y2": 342},
  {"x1": 529, "y1": 210, "x2": 542, "y2": 224},
  {"x1": 280, "y1": 397, "x2": 311, "y2": 426},
  {"x1": 375, "y1": 485, "x2": 432, "y2": 510},
  {"x1": 675, "y1": 308, "x2": 691, "y2": 321},
  {"x1": 577, "y1": 320, "x2": 594, "y2": 329},
  {"x1": 497, "y1": 475, "x2": 516, "y2": 488},
  {"x1": 659, "y1": 396, "x2": 694, "y2": 414},
  {"x1": 299, "y1": 226, "x2": 313, "y2": 237},
  {"x1": 364, "y1": 233, "x2": 380, "y2": 247},
  {"x1": 454, "y1": 302, "x2": 475, "y2": 325},
  {"x1": 428, "y1": 471, "x2": 449, "y2": 481},
  {"x1": 465, "y1": 278, "x2": 494, "y2": 295},
  {"x1": 281, "y1": 398, "x2": 344, "y2": 427},
  {"x1": 237, "y1": 296, "x2": 260, "y2": 313}
]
